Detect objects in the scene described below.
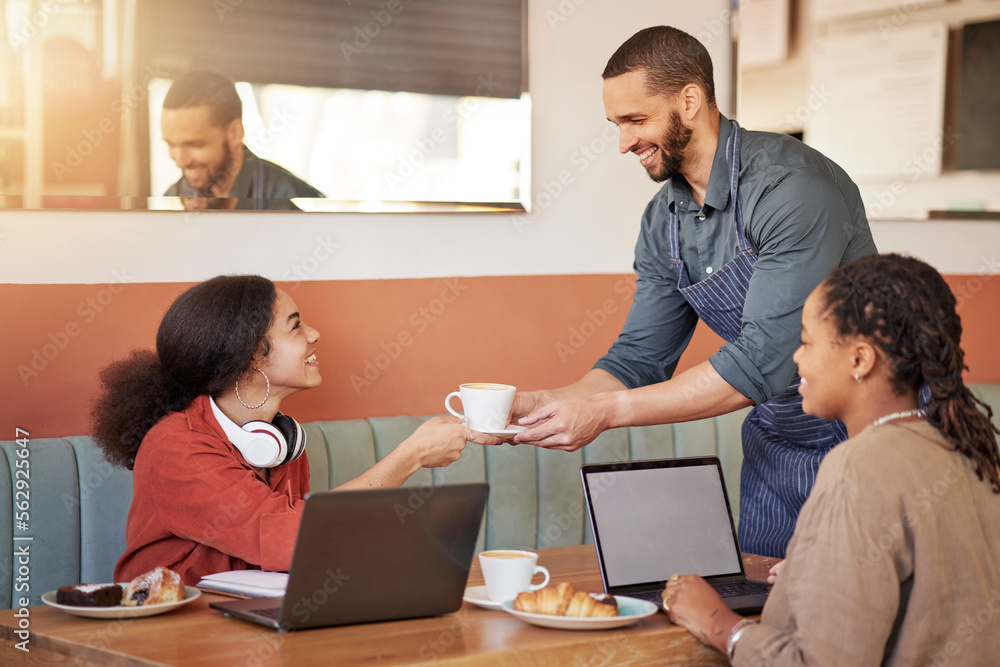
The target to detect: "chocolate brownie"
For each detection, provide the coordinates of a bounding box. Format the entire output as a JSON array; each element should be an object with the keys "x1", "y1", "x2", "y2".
[{"x1": 56, "y1": 583, "x2": 123, "y2": 607}]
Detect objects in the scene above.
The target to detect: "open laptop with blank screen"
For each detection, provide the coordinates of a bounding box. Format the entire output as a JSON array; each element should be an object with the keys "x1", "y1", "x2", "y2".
[
  {"x1": 210, "y1": 482, "x2": 488, "y2": 631},
  {"x1": 580, "y1": 457, "x2": 770, "y2": 613}
]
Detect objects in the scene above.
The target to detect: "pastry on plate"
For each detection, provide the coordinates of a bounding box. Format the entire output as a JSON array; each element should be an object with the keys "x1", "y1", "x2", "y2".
[
  {"x1": 513, "y1": 582, "x2": 618, "y2": 617},
  {"x1": 56, "y1": 583, "x2": 123, "y2": 607},
  {"x1": 122, "y1": 566, "x2": 186, "y2": 606}
]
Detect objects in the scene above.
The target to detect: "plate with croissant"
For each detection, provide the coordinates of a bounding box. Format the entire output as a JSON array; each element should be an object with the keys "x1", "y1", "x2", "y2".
[{"x1": 502, "y1": 582, "x2": 657, "y2": 630}]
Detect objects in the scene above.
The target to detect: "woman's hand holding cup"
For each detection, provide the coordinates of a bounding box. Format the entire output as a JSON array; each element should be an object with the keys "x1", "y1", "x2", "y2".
[{"x1": 401, "y1": 416, "x2": 501, "y2": 469}]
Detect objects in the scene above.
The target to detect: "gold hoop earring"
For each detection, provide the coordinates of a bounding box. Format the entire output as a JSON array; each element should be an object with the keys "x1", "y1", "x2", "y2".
[{"x1": 235, "y1": 367, "x2": 270, "y2": 410}]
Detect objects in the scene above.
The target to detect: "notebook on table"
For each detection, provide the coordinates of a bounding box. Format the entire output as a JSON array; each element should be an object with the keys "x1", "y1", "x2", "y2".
[
  {"x1": 580, "y1": 456, "x2": 771, "y2": 613},
  {"x1": 209, "y1": 482, "x2": 489, "y2": 631}
]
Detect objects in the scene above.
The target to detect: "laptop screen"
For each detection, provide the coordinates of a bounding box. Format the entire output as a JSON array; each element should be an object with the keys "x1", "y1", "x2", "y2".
[{"x1": 582, "y1": 458, "x2": 743, "y2": 589}]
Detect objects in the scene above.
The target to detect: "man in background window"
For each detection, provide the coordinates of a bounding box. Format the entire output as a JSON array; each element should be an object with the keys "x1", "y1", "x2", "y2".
[{"x1": 160, "y1": 70, "x2": 323, "y2": 210}]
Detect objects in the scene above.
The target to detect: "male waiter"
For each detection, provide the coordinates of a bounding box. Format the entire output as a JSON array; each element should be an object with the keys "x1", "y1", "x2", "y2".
[
  {"x1": 512, "y1": 26, "x2": 877, "y2": 558},
  {"x1": 160, "y1": 70, "x2": 323, "y2": 210}
]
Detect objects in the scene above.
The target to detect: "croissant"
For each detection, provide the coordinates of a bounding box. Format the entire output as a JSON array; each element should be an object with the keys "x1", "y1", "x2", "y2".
[
  {"x1": 513, "y1": 583, "x2": 618, "y2": 617},
  {"x1": 566, "y1": 590, "x2": 619, "y2": 618}
]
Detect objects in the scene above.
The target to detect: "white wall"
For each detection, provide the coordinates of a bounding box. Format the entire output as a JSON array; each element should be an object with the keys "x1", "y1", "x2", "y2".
[
  {"x1": 739, "y1": 0, "x2": 1000, "y2": 274},
  {"x1": 0, "y1": 0, "x2": 731, "y2": 285},
  {"x1": 0, "y1": 0, "x2": 994, "y2": 285}
]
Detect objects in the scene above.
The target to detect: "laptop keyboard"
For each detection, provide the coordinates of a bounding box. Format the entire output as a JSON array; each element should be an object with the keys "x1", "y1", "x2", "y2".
[
  {"x1": 712, "y1": 580, "x2": 772, "y2": 597},
  {"x1": 624, "y1": 589, "x2": 667, "y2": 606},
  {"x1": 621, "y1": 579, "x2": 771, "y2": 607}
]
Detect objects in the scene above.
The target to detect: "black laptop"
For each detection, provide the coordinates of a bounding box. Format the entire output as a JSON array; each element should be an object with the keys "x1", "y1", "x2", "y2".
[
  {"x1": 580, "y1": 456, "x2": 770, "y2": 613},
  {"x1": 210, "y1": 482, "x2": 489, "y2": 631}
]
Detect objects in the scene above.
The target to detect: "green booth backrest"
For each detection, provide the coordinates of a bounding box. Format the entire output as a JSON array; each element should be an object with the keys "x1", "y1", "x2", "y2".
[
  {"x1": 0, "y1": 435, "x2": 134, "y2": 611},
  {"x1": 3, "y1": 383, "x2": 998, "y2": 610}
]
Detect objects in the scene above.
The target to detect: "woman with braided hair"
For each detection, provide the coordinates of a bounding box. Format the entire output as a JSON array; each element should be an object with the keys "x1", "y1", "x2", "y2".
[{"x1": 659, "y1": 253, "x2": 1000, "y2": 665}]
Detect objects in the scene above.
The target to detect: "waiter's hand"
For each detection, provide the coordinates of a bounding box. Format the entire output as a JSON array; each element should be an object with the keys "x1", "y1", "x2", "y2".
[
  {"x1": 511, "y1": 394, "x2": 609, "y2": 451},
  {"x1": 509, "y1": 389, "x2": 557, "y2": 425},
  {"x1": 661, "y1": 575, "x2": 741, "y2": 654}
]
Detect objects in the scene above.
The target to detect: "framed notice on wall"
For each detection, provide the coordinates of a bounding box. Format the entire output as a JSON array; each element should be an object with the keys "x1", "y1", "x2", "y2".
[
  {"x1": 805, "y1": 22, "x2": 949, "y2": 182},
  {"x1": 738, "y1": 0, "x2": 790, "y2": 69}
]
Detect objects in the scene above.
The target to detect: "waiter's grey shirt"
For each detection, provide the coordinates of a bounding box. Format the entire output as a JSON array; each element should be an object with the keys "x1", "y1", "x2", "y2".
[
  {"x1": 165, "y1": 145, "x2": 323, "y2": 210},
  {"x1": 595, "y1": 116, "x2": 877, "y2": 405}
]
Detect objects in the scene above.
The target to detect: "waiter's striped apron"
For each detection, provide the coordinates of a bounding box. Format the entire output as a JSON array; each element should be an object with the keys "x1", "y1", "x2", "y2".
[{"x1": 666, "y1": 120, "x2": 847, "y2": 558}]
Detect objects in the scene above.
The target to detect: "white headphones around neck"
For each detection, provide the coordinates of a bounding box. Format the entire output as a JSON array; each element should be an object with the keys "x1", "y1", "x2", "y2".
[{"x1": 209, "y1": 396, "x2": 306, "y2": 468}]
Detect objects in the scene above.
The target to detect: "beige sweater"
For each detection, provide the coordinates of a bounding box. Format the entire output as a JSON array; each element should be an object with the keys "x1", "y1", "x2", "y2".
[{"x1": 735, "y1": 421, "x2": 1000, "y2": 666}]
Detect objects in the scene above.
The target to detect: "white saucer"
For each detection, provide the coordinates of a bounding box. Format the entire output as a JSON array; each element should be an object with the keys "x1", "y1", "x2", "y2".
[
  {"x1": 462, "y1": 585, "x2": 505, "y2": 610},
  {"x1": 478, "y1": 425, "x2": 527, "y2": 439}
]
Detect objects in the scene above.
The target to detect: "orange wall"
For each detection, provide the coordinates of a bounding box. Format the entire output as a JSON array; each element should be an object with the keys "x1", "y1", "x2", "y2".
[{"x1": 2, "y1": 274, "x2": 998, "y2": 439}]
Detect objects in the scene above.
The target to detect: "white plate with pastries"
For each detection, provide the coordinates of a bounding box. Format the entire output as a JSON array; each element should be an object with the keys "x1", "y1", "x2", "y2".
[
  {"x1": 42, "y1": 585, "x2": 201, "y2": 619},
  {"x1": 501, "y1": 593, "x2": 658, "y2": 630},
  {"x1": 42, "y1": 584, "x2": 201, "y2": 618}
]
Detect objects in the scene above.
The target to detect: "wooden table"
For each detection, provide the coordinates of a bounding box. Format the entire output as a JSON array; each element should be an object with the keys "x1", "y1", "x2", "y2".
[{"x1": 0, "y1": 545, "x2": 777, "y2": 666}]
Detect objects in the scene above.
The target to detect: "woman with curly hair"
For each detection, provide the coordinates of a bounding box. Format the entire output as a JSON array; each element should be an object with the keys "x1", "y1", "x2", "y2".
[
  {"x1": 93, "y1": 275, "x2": 499, "y2": 585},
  {"x1": 661, "y1": 254, "x2": 1000, "y2": 664}
]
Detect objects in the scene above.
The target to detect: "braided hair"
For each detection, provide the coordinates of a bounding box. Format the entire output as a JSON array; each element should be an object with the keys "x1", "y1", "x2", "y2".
[{"x1": 820, "y1": 253, "x2": 1000, "y2": 493}]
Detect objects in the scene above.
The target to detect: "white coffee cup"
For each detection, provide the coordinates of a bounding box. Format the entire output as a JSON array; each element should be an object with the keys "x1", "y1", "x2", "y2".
[
  {"x1": 445, "y1": 383, "x2": 515, "y2": 431},
  {"x1": 478, "y1": 549, "x2": 550, "y2": 602}
]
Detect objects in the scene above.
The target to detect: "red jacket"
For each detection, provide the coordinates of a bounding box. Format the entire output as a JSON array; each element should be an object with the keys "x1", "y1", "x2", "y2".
[{"x1": 115, "y1": 395, "x2": 310, "y2": 586}]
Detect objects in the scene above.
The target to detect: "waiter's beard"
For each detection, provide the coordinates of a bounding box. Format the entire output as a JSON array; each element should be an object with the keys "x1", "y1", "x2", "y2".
[
  {"x1": 190, "y1": 142, "x2": 235, "y2": 196},
  {"x1": 647, "y1": 110, "x2": 693, "y2": 183}
]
